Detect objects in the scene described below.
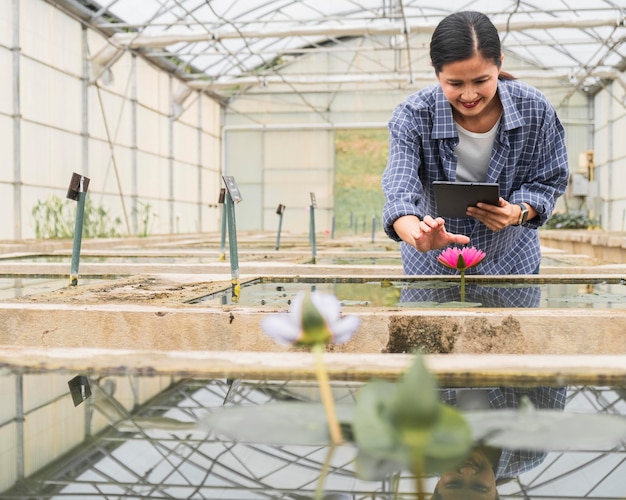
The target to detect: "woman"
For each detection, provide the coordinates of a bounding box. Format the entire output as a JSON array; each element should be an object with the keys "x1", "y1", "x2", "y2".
[
  {"x1": 432, "y1": 446, "x2": 501, "y2": 500},
  {"x1": 382, "y1": 11, "x2": 569, "y2": 276}
]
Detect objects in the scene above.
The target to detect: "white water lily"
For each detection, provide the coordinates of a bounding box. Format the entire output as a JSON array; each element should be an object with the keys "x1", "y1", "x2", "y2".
[{"x1": 260, "y1": 291, "x2": 360, "y2": 346}]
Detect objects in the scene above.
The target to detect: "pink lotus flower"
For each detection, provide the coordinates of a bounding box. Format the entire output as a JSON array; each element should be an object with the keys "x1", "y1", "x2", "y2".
[
  {"x1": 437, "y1": 247, "x2": 486, "y2": 271},
  {"x1": 437, "y1": 246, "x2": 486, "y2": 302}
]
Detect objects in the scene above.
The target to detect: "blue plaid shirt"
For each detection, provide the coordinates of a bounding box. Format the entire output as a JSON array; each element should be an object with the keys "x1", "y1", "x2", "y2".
[
  {"x1": 382, "y1": 78, "x2": 569, "y2": 275},
  {"x1": 442, "y1": 386, "x2": 568, "y2": 481}
]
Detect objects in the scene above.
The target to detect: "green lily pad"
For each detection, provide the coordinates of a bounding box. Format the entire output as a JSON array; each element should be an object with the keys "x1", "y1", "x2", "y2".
[
  {"x1": 201, "y1": 402, "x2": 355, "y2": 445},
  {"x1": 352, "y1": 380, "x2": 399, "y2": 453},
  {"x1": 391, "y1": 356, "x2": 440, "y2": 429},
  {"x1": 465, "y1": 408, "x2": 626, "y2": 450},
  {"x1": 351, "y1": 358, "x2": 473, "y2": 479}
]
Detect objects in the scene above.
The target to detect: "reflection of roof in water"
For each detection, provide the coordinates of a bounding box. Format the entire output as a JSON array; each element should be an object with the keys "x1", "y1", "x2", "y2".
[{"x1": 3, "y1": 377, "x2": 624, "y2": 498}]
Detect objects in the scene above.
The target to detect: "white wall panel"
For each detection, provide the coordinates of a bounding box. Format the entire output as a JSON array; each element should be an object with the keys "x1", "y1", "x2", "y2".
[
  {"x1": 0, "y1": 376, "x2": 16, "y2": 425},
  {"x1": 201, "y1": 132, "x2": 221, "y2": 172},
  {"x1": 135, "y1": 151, "x2": 170, "y2": 199},
  {"x1": 0, "y1": 423, "x2": 18, "y2": 493},
  {"x1": 0, "y1": 184, "x2": 15, "y2": 240},
  {"x1": 0, "y1": 115, "x2": 13, "y2": 183},
  {"x1": 135, "y1": 58, "x2": 170, "y2": 116},
  {"x1": 20, "y1": 122, "x2": 81, "y2": 188},
  {"x1": 173, "y1": 121, "x2": 199, "y2": 165},
  {"x1": 23, "y1": 394, "x2": 84, "y2": 477},
  {"x1": 136, "y1": 105, "x2": 170, "y2": 157},
  {"x1": 0, "y1": 1, "x2": 12, "y2": 48},
  {"x1": 23, "y1": 374, "x2": 71, "y2": 413},
  {"x1": 21, "y1": 0, "x2": 82, "y2": 76},
  {"x1": 231, "y1": 183, "x2": 262, "y2": 231},
  {"x1": 172, "y1": 161, "x2": 200, "y2": 201},
  {"x1": 201, "y1": 94, "x2": 222, "y2": 132},
  {"x1": 0, "y1": 48, "x2": 13, "y2": 115},
  {"x1": 21, "y1": 58, "x2": 82, "y2": 132},
  {"x1": 87, "y1": 86, "x2": 133, "y2": 146}
]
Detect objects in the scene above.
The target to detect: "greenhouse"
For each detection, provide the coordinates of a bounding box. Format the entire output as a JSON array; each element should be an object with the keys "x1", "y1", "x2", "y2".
[{"x1": 1, "y1": 0, "x2": 626, "y2": 498}]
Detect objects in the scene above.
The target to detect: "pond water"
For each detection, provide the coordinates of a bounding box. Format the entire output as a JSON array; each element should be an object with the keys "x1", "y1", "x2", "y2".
[
  {"x1": 191, "y1": 277, "x2": 626, "y2": 309},
  {"x1": 0, "y1": 277, "x2": 101, "y2": 300},
  {"x1": 1, "y1": 373, "x2": 623, "y2": 499}
]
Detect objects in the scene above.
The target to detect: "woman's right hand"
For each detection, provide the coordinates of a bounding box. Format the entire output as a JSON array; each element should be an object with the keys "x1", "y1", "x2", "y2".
[{"x1": 392, "y1": 215, "x2": 470, "y2": 252}]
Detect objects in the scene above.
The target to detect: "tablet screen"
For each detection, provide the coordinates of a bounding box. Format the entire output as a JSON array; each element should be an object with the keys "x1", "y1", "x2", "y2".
[{"x1": 433, "y1": 181, "x2": 499, "y2": 218}]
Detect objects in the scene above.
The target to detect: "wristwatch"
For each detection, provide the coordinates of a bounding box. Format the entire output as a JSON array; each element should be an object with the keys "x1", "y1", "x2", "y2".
[{"x1": 514, "y1": 203, "x2": 529, "y2": 226}]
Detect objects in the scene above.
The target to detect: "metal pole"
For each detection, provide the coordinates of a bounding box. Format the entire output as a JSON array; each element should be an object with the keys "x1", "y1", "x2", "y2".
[
  {"x1": 225, "y1": 192, "x2": 240, "y2": 301},
  {"x1": 218, "y1": 187, "x2": 226, "y2": 261},
  {"x1": 70, "y1": 188, "x2": 87, "y2": 287},
  {"x1": 309, "y1": 204, "x2": 317, "y2": 264},
  {"x1": 15, "y1": 374, "x2": 24, "y2": 480},
  {"x1": 219, "y1": 201, "x2": 227, "y2": 261},
  {"x1": 371, "y1": 214, "x2": 377, "y2": 243},
  {"x1": 67, "y1": 173, "x2": 90, "y2": 286},
  {"x1": 275, "y1": 206, "x2": 284, "y2": 251}
]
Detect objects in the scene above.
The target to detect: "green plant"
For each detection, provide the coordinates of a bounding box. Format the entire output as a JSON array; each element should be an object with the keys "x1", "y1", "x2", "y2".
[
  {"x1": 132, "y1": 201, "x2": 158, "y2": 237},
  {"x1": 32, "y1": 195, "x2": 122, "y2": 239},
  {"x1": 544, "y1": 212, "x2": 600, "y2": 229}
]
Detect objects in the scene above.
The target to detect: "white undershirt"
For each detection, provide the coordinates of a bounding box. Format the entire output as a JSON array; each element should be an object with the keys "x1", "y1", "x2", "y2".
[{"x1": 454, "y1": 118, "x2": 500, "y2": 182}]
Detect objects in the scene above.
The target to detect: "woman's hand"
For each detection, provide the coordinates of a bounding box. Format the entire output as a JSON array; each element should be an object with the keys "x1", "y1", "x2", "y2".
[
  {"x1": 393, "y1": 215, "x2": 470, "y2": 252},
  {"x1": 467, "y1": 198, "x2": 535, "y2": 231}
]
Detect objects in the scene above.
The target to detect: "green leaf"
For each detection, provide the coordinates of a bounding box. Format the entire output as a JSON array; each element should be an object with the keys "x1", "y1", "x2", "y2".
[
  {"x1": 465, "y1": 407, "x2": 626, "y2": 450},
  {"x1": 201, "y1": 402, "x2": 354, "y2": 445},
  {"x1": 390, "y1": 356, "x2": 440, "y2": 429},
  {"x1": 354, "y1": 448, "x2": 405, "y2": 481},
  {"x1": 419, "y1": 404, "x2": 473, "y2": 474},
  {"x1": 352, "y1": 380, "x2": 401, "y2": 453}
]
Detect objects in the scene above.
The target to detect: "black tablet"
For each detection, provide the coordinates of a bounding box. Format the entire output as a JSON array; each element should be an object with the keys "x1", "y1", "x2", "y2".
[{"x1": 433, "y1": 181, "x2": 500, "y2": 218}]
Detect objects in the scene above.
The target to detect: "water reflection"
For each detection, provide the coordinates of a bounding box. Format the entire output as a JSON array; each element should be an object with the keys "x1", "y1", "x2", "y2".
[
  {"x1": 1, "y1": 373, "x2": 624, "y2": 499},
  {"x1": 191, "y1": 279, "x2": 626, "y2": 309},
  {"x1": 400, "y1": 284, "x2": 541, "y2": 308},
  {"x1": 440, "y1": 385, "x2": 567, "y2": 495}
]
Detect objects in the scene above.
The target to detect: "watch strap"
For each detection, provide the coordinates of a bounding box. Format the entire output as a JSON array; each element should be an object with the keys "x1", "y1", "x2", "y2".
[{"x1": 515, "y1": 203, "x2": 529, "y2": 225}]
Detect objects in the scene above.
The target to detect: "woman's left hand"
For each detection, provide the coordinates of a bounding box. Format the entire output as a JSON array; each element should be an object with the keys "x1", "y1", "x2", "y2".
[{"x1": 466, "y1": 198, "x2": 531, "y2": 231}]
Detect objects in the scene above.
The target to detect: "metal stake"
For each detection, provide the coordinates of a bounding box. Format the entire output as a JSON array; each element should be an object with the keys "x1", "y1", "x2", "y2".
[
  {"x1": 225, "y1": 192, "x2": 240, "y2": 301},
  {"x1": 275, "y1": 204, "x2": 285, "y2": 251},
  {"x1": 222, "y1": 177, "x2": 243, "y2": 301},
  {"x1": 371, "y1": 214, "x2": 377, "y2": 243},
  {"x1": 218, "y1": 188, "x2": 226, "y2": 262},
  {"x1": 67, "y1": 173, "x2": 90, "y2": 287},
  {"x1": 309, "y1": 192, "x2": 317, "y2": 264}
]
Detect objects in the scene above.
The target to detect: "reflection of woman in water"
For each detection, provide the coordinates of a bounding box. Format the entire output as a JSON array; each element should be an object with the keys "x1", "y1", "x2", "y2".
[
  {"x1": 400, "y1": 282, "x2": 541, "y2": 308},
  {"x1": 438, "y1": 385, "x2": 567, "y2": 494},
  {"x1": 433, "y1": 446, "x2": 501, "y2": 500}
]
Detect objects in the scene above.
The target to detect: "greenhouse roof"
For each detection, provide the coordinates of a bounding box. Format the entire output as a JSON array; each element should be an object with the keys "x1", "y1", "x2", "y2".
[{"x1": 52, "y1": 0, "x2": 626, "y2": 106}]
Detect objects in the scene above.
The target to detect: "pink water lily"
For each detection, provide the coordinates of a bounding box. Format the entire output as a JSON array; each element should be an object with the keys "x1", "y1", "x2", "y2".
[
  {"x1": 437, "y1": 246, "x2": 486, "y2": 302},
  {"x1": 437, "y1": 246, "x2": 486, "y2": 271}
]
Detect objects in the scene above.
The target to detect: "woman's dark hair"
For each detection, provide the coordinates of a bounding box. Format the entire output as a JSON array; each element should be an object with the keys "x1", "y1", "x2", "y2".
[{"x1": 430, "y1": 11, "x2": 513, "y2": 79}]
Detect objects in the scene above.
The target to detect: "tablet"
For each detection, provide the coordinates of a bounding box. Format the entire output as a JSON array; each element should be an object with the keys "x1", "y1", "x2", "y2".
[{"x1": 433, "y1": 181, "x2": 499, "y2": 218}]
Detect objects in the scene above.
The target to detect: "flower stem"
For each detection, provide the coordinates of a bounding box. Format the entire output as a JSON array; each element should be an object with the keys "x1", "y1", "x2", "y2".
[
  {"x1": 314, "y1": 444, "x2": 336, "y2": 500},
  {"x1": 460, "y1": 270, "x2": 465, "y2": 302},
  {"x1": 413, "y1": 455, "x2": 426, "y2": 500},
  {"x1": 312, "y1": 343, "x2": 343, "y2": 445}
]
